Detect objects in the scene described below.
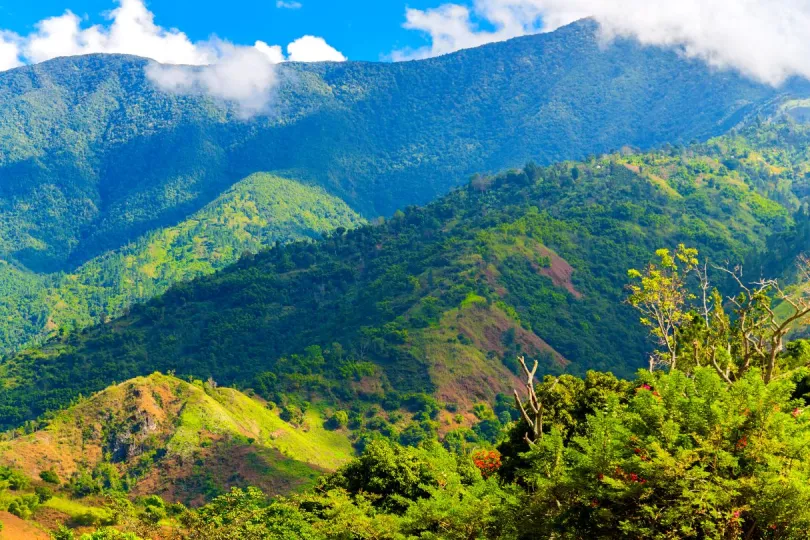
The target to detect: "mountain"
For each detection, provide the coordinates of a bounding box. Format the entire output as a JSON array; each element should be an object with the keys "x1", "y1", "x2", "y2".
[
  {"x1": 0, "y1": 373, "x2": 353, "y2": 506},
  {"x1": 1, "y1": 19, "x2": 792, "y2": 274},
  {"x1": 0, "y1": 173, "x2": 363, "y2": 355},
  {"x1": 3, "y1": 121, "x2": 808, "y2": 431},
  {"x1": 1, "y1": 19, "x2": 807, "y2": 357}
]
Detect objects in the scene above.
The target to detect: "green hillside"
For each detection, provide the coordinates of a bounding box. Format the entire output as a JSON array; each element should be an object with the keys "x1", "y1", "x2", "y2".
[
  {"x1": 0, "y1": 373, "x2": 353, "y2": 506},
  {"x1": 6, "y1": 245, "x2": 810, "y2": 538},
  {"x1": 3, "y1": 122, "x2": 809, "y2": 430},
  {"x1": 0, "y1": 174, "x2": 363, "y2": 356}
]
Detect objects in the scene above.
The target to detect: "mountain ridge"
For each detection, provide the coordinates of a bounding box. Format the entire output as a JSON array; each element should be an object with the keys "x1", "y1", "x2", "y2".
[
  {"x1": 0, "y1": 18, "x2": 800, "y2": 273},
  {"x1": 2, "y1": 18, "x2": 806, "y2": 361}
]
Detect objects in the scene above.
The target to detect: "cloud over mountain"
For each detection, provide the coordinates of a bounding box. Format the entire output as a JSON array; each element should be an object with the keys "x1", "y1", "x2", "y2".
[
  {"x1": 0, "y1": 0, "x2": 346, "y2": 115},
  {"x1": 396, "y1": 0, "x2": 810, "y2": 86}
]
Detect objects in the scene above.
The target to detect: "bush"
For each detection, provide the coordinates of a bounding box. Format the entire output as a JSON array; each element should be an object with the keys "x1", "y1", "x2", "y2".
[
  {"x1": 141, "y1": 494, "x2": 165, "y2": 509},
  {"x1": 280, "y1": 404, "x2": 304, "y2": 426},
  {"x1": 167, "y1": 502, "x2": 187, "y2": 517},
  {"x1": 404, "y1": 394, "x2": 441, "y2": 419},
  {"x1": 51, "y1": 526, "x2": 74, "y2": 540},
  {"x1": 73, "y1": 511, "x2": 101, "y2": 527},
  {"x1": 348, "y1": 412, "x2": 364, "y2": 430},
  {"x1": 93, "y1": 462, "x2": 124, "y2": 492},
  {"x1": 140, "y1": 504, "x2": 167, "y2": 525},
  {"x1": 69, "y1": 469, "x2": 101, "y2": 498},
  {"x1": 399, "y1": 422, "x2": 432, "y2": 447},
  {"x1": 326, "y1": 410, "x2": 349, "y2": 430},
  {"x1": 39, "y1": 469, "x2": 60, "y2": 484},
  {"x1": 34, "y1": 485, "x2": 53, "y2": 503},
  {"x1": 7, "y1": 494, "x2": 39, "y2": 520},
  {"x1": 0, "y1": 466, "x2": 29, "y2": 490}
]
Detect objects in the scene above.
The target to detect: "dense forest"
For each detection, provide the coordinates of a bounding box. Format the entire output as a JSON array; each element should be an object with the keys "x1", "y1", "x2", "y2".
[
  {"x1": 0, "y1": 173, "x2": 363, "y2": 356},
  {"x1": 4, "y1": 122, "x2": 810, "y2": 433}
]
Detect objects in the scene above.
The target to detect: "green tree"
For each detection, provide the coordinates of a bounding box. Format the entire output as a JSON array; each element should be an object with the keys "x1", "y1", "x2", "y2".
[{"x1": 627, "y1": 244, "x2": 699, "y2": 371}]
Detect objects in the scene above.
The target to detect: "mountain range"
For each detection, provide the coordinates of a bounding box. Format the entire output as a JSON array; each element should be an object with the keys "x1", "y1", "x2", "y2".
[
  {"x1": 2, "y1": 19, "x2": 808, "y2": 356},
  {"x1": 4, "y1": 120, "x2": 810, "y2": 431},
  {"x1": 3, "y1": 17, "x2": 810, "y2": 537}
]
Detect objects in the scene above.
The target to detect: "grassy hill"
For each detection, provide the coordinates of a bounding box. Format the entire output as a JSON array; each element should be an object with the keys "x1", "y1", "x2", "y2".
[
  {"x1": 0, "y1": 173, "x2": 363, "y2": 355},
  {"x1": 3, "y1": 122, "x2": 809, "y2": 430},
  {"x1": 0, "y1": 373, "x2": 353, "y2": 506}
]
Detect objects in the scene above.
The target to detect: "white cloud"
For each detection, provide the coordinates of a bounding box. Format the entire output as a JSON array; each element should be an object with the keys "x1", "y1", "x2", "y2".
[
  {"x1": 395, "y1": 0, "x2": 810, "y2": 86},
  {"x1": 391, "y1": 3, "x2": 537, "y2": 61},
  {"x1": 287, "y1": 35, "x2": 347, "y2": 62},
  {"x1": 0, "y1": 33, "x2": 22, "y2": 71},
  {"x1": 255, "y1": 40, "x2": 286, "y2": 64},
  {"x1": 23, "y1": 0, "x2": 216, "y2": 65},
  {"x1": 146, "y1": 44, "x2": 280, "y2": 118},
  {"x1": 276, "y1": 1, "x2": 303, "y2": 9},
  {"x1": 0, "y1": 0, "x2": 346, "y2": 116}
]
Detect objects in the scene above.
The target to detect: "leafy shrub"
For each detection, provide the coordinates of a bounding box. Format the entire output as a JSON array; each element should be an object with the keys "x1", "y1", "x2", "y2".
[
  {"x1": 0, "y1": 466, "x2": 29, "y2": 490},
  {"x1": 167, "y1": 502, "x2": 187, "y2": 517},
  {"x1": 68, "y1": 469, "x2": 101, "y2": 498},
  {"x1": 140, "y1": 504, "x2": 166, "y2": 525},
  {"x1": 34, "y1": 485, "x2": 53, "y2": 503},
  {"x1": 326, "y1": 410, "x2": 349, "y2": 430},
  {"x1": 73, "y1": 511, "x2": 101, "y2": 527},
  {"x1": 39, "y1": 469, "x2": 60, "y2": 484},
  {"x1": 7, "y1": 494, "x2": 39, "y2": 519},
  {"x1": 280, "y1": 404, "x2": 305, "y2": 426},
  {"x1": 399, "y1": 422, "x2": 433, "y2": 447},
  {"x1": 404, "y1": 393, "x2": 441, "y2": 419}
]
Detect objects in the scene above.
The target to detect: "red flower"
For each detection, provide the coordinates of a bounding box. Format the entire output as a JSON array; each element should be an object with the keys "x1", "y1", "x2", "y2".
[{"x1": 472, "y1": 449, "x2": 501, "y2": 478}]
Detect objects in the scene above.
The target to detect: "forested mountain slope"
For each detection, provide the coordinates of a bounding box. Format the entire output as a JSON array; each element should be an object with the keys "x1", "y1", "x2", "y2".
[
  {"x1": 3, "y1": 122, "x2": 810, "y2": 430},
  {"x1": 0, "y1": 19, "x2": 801, "y2": 276},
  {"x1": 0, "y1": 174, "x2": 363, "y2": 355}
]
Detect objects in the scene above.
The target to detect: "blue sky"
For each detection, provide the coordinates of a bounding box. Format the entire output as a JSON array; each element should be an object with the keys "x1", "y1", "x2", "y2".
[{"x1": 0, "y1": 0, "x2": 453, "y2": 61}]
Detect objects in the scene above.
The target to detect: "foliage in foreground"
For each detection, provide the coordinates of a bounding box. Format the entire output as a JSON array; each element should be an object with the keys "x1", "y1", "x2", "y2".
[
  {"x1": 150, "y1": 363, "x2": 810, "y2": 539},
  {"x1": 164, "y1": 247, "x2": 810, "y2": 538}
]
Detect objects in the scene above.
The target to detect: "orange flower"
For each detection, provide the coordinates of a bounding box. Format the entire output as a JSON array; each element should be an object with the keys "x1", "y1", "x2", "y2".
[{"x1": 472, "y1": 449, "x2": 502, "y2": 478}]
